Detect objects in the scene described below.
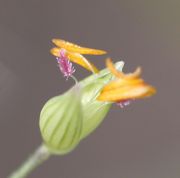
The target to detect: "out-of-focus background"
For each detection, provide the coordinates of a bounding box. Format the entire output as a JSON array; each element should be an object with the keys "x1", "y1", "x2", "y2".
[{"x1": 0, "y1": 0, "x2": 180, "y2": 178}]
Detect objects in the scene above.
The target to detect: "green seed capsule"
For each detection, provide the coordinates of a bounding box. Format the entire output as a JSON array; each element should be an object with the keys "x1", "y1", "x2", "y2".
[{"x1": 39, "y1": 86, "x2": 83, "y2": 155}]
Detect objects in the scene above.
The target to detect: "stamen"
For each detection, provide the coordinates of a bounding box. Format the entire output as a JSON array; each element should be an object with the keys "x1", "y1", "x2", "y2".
[{"x1": 56, "y1": 49, "x2": 75, "y2": 80}]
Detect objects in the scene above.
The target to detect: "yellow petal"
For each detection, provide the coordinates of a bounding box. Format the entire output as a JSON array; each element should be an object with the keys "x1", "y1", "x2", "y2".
[
  {"x1": 52, "y1": 39, "x2": 107, "y2": 55},
  {"x1": 50, "y1": 47, "x2": 61, "y2": 57},
  {"x1": 126, "y1": 67, "x2": 142, "y2": 79},
  {"x1": 106, "y1": 58, "x2": 142, "y2": 79},
  {"x1": 97, "y1": 59, "x2": 156, "y2": 102},
  {"x1": 50, "y1": 47, "x2": 98, "y2": 73},
  {"x1": 106, "y1": 58, "x2": 125, "y2": 78},
  {"x1": 101, "y1": 78, "x2": 144, "y2": 91},
  {"x1": 97, "y1": 84, "x2": 156, "y2": 102},
  {"x1": 67, "y1": 52, "x2": 99, "y2": 73}
]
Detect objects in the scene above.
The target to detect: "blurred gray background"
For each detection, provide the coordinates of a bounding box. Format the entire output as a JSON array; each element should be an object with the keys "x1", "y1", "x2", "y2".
[{"x1": 0, "y1": 0, "x2": 180, "y2": 178}]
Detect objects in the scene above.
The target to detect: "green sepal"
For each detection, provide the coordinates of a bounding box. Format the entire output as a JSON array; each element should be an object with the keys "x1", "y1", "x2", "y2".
[
  {"x1": 78, "y1": 61, "x2": 124, "y2": 139},
  {"x1": 39, "y1": 86, "x2": 83, "y2": 155}
]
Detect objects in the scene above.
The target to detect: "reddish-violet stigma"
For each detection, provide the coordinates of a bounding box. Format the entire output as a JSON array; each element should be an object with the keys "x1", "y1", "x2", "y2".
[
  {"x1": 116, "y1": 100, "x2": 132, "y2": 108},
  {"x1": 56, "y1": 49, "x2": 75, "y2": 80}
]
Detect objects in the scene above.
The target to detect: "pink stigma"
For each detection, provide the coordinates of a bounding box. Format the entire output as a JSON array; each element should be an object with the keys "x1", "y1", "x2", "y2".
[
  {"x1": 56, "y1": 49, "x2": 75, "y2": 79},
  {"x1": 116, "y1": 99, "x2": 132, "y2": 108}
]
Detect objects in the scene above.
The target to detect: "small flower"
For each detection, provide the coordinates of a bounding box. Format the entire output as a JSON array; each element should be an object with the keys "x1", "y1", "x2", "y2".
[
  {"x1": 50, "y1": 39, "x2": 107, "y2": 73},
  {"x1": 97, "y1": 58, "x2": 156, "y2": 103},
  {"x1": 39, "y1": 58, "x2": 156, "y2": 156},
  {"x1": 39, "y1": 61, "x2": 125, "y2": 154},
  {"x1": 56, "y1": 49, "x2": 75, "y2": 79}
]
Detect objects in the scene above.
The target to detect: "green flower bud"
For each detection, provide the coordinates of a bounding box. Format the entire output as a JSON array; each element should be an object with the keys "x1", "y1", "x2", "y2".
[
  {"x1": 78, "y1": 61, "x2": 124, "y2": 139},
  {"x1": 39, "y1": 86, "x2": 83, "y2": 155}
]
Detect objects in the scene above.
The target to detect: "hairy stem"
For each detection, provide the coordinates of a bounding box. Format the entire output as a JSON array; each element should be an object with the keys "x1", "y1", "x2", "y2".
[{"x1": 8, "y1": 144, "x2": 51, "y2": 178}]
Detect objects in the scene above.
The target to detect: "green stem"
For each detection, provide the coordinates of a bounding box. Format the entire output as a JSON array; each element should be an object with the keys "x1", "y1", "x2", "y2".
[{"x1": 8, "y1": 144, "x2": 51, "y2": 178}]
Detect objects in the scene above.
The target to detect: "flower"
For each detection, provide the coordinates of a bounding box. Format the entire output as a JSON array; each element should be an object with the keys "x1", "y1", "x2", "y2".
[
  {"x1": 39, "y1": 61, "x2": 125, "y2": 154},
  {"x1": 97, "y1": 58, "x2": 156, "y2": 103},
  {"x1": 50, "y1": 39, "x2": 106, "y2": 73},
  {"x1": 39, "y1": 57, "x2": 156, "y2": 155}
]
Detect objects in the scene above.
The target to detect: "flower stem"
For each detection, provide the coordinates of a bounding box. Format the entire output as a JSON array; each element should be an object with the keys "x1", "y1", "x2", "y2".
[
  {"x1": 8, "y1": 144, "x2": 51, "y2": 178},
  {"x1": 71, "y1": 75, "x2": 78, "y2": 84}
]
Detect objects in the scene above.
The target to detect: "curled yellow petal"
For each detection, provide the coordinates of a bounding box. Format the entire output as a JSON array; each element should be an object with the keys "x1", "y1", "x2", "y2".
[
  {"x1": 101, "y1": 78, "x2": 144, "y2": 91},
  {"x1": 97, "y1": 59, "x2": 156, "y2": 102},
  {"x1": 106, "y1": 58, "x2": 124, "y2": 78},
  {"x1": 97, "y1": 83, "x2": 156, "y2": 102},
  {"x1": 67, "y1": 52, "x2": 99, "y2": 73},
  {"x1": 106, "y1": 58, "x2": 142, "y2": 79},
  {"x1": 50, "y1": 47, "x2": 61, "y2": 57},
  {"x1": 50, "y1": 47, "x2": 98, "y2": 73},
  {"x1": 52, "y1": 39, "x2": 107, "y2": 55}
]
